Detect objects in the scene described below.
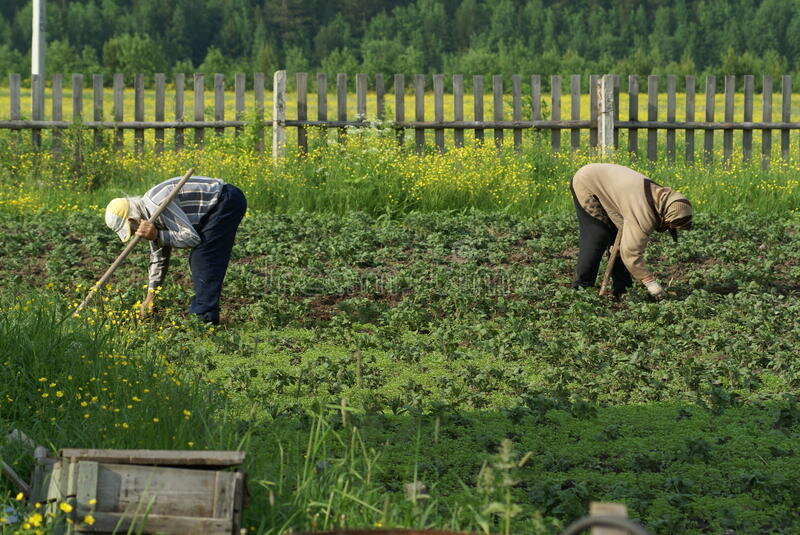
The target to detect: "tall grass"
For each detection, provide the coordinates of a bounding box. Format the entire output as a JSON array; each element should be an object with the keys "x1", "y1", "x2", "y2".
[{"x1": 0, "y1": 127, "x2": 798, "y2": 218}]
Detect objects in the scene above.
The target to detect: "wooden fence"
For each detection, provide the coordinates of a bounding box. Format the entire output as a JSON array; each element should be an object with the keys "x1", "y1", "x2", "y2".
[{"x1": 2, "y1": 71, "x2": 799, "y2": 167}]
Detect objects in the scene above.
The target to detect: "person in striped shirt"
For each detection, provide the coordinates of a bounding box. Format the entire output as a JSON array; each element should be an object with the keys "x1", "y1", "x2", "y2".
[{"x1": 104, "y1": 175, "x2": 247, "y2": 324}]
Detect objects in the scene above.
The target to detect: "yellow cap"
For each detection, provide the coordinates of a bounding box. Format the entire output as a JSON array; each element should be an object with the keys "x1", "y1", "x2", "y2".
[{"x1": 104, "y1": 198, "x2": 131, "y2": 242}]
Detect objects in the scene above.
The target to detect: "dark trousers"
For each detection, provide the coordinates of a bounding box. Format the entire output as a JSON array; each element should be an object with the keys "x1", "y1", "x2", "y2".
[
  {"x1": 188, "y1": 184, "x2": 247, "y2": 323},
  {"x1": 571, "y1": 186, "x2": 632, "y2": 293}
]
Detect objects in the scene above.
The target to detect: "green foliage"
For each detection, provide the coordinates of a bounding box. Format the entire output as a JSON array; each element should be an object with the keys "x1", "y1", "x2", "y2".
[{"x1": 5, "y1": 0, "x2": 800, "y2": 80}]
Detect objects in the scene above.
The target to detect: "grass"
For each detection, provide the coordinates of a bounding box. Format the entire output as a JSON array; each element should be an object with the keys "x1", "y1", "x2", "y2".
[{"x1": 1, "y1": 134, "x2": 800, "y2": 534}]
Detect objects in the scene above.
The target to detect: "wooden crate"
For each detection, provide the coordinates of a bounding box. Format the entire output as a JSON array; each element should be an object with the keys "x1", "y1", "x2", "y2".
[{"x1": 31, "y1": 449, "x2": 245, "y2": 535}]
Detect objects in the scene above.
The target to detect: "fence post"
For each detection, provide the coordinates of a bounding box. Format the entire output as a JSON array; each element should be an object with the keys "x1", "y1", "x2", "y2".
[
  {"x1": 272, "y1": 70, "x2": 286, "y2": 162},
  {"x1": 589, "y1": 501, "x2": 628, "y2": 535},
  {"x1": 597, "y1": 74, "x2": 614, "y2": 155}
]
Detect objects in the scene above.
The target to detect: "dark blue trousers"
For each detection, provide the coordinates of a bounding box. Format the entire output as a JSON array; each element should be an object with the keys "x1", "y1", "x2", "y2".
[{"x1": 188, "y1": 184, "x2": 247, "y2": 324}]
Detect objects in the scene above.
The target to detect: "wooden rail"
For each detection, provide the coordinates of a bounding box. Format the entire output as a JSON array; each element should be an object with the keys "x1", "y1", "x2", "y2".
[{"x1": 2, "y1": 71, "x2": 798, "y2": 167}]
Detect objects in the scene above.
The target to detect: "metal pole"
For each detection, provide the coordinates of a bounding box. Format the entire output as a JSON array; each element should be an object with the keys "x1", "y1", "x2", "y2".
[{"x1": 31, "y1": 0, "x2": 46, "y2": 116}]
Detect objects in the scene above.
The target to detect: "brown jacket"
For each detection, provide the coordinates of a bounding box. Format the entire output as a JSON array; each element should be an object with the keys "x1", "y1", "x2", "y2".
[{"x1": 571, "y1": 163, "x2": 692, "y2": 281}]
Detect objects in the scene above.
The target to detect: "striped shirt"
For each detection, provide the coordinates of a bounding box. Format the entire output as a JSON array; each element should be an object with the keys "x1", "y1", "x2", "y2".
[{"x1": 143, "y1": 176, "x2": 224, "y2": 289}]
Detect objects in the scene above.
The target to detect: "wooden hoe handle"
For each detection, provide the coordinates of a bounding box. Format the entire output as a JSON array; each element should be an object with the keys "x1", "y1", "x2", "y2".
[{"x1": 598, "y1": 229, "x2": 623, "y2": 297}]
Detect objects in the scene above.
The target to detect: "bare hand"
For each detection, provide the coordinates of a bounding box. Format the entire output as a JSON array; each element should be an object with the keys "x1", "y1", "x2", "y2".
[
  {"x1": 140, "y1": 292, "x2": 156, "y2": 317},
  {"x1": 136, "y1": 220, "x2": 158, "y2": 241}
]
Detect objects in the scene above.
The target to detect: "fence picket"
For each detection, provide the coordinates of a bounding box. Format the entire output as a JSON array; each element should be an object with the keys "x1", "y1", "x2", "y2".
[
  {"x1": 134, "y1": 74, "x2": 144, "y2": 153},
  {"x1": 174, "y1": 73, "x2": 185, "y2": 151},
  {"x1": 782, "y1": 75, "x2": 791, "y2": 161},
  {"x1": 531, "y1": 75, "x2": 541, "y2": 122},
  {"x1": 551, "y1": 75, "x2": 561, "y2": 151},
  {"x1": 31, "y1": 74, "x2": 43, "y2": 148},
  {"x1": 704, "y1": 76, "x2": 716, "y2": 163},
  {"x1": 273, "y1": 70, "x2": 286, "y2": 160},
  {"x1": 473, "y1": 75, "x2": 484, "y2": 143},
  {"x1": 394, "y1": 74, "x2": 404, "y2": 147},
  {"x1": 724, "y1": 75, "x2": 734, "y2": 163},
  {"x1": 356, "y1": 73, "x2": 367, "y2": 120},
  {"x1": 613, "y1": 75, "x2": 620, "y2": 148},
  {"x1": 214, "y1": 73, "x2": 224, "y2": 137},
  {"x1": 512, "y1": 74, "x2": 522, "y2": 151},
  {"x1": 666, "y1": 75, "x2": 676, "y2": 162},
  {"x1": 571, "y1": 74, "x2": 580, "y2": 151},
  {"x1": 628, "y1": 75, "x2": 638, "y2": 155},
  {"x1": 297, "y1": 73, "x2": 308, "y2": 153},
  {"x1": 10, "y1": 74, "x2": 20, "y2": 121},
  {"x1": 415, "y1": 74, "x2": 425, "y2": 153},
  {"x1": 743, "y1": 75, "x2": 753, "y2": 161},
  {"x1": 493, "y1": 75, "x2": 503, "y2": 148},
  {"x1": 52, "y1": 74, "x2": 62, "y2": 154},
  {"x1": 254, "y1": 72, "x2": 264, "y2": 153},
  {"x1": 93, "y1": 74, "x2": 103, "y2": 148},
  {"x1": 155, "y1": 73, "x2": 165, "y2": 153},
  {"x1": 434, "y1": 74, "x2": 445, "y2": 153},
  {"x1": 337, "y1": 73, "x2": 347, "y2": 142},
  {"x1": 647, "y1": 75, "x2": 657, "y2": 161},
  {"x1": 453, "y1": 74, "x2": 464, "y2": 148},
  {"x1": 235, "y1": 73, "x2": 245, "y2": 138},
  {"x1": 376, "y1": 74, "x2": 385, "y2": 121},
  {"x1": 685, "y1": 76, "x2": 695, "y2": 163},
  {"x1": 194, "y1": 74, "x2": 205, "y2": 147},
  {"x1": 763, "y1": 76, "x2": 772, "y2": 169},
  {"x1": 590, "y1": 74, "x2": 598, "y2": 147}
]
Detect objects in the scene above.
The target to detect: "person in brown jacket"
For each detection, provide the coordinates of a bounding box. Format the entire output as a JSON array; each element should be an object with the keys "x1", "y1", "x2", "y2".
[{"x1": 570, "y1": 163, "x2": 693, "y2": 300}]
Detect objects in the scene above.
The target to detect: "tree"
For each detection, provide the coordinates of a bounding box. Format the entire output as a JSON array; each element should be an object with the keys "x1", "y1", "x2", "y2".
[
  {"x1": 314, "y1": 14, "x2": 352, "y2": 64},
  {"x1": 102, "y1": 34, "x2": 166, "y2": 78}
]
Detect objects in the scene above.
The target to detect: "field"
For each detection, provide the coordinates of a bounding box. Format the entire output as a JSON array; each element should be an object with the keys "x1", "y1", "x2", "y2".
[{"x1": 1, "y1": 129, "x2": 800, "y2": 534}]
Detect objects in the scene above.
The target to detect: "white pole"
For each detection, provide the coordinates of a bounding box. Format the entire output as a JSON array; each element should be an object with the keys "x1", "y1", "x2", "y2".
[
  {"x1": 597, "y1": 74, "x2": 615, "y2": 156},
  {"x1": 31, "y1": 0, "x2": 45, "y2": 119}
]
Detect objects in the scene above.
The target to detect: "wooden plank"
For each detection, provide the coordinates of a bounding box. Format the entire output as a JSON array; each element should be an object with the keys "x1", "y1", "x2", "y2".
[
  {"x1": 590, "y1": 501, "x2": 628, "y2": 535},
  {"x1": 666, "y1": 75, "x2": 676, "y2": 162},
  {"x1": 234, "y1": 73, "x2": 245, "y2": 138},
  {"x1": 194, "y1": 73, "x2": 205, "y2": 147},
  {"x1": 493, "y1": 75, "x2": 504, "y2": 147},
  {"x1": 174, "y1": 73, "x2": 185, "y2": 151},
  {"x1": 453, "y1": 74, "x2": 464, "y2": 148},
  {"x1": 376, "y1": 73, "x2": 385, "y2": 121},
  {"x1": 647, "y1": 75, "x2": 657, "y2": 161},
  {"x1": 212, "y1": 471, "x2": 236, "y2": 520},
  {"x1": 76, "y1": 461, "x2": 98, "y2": 509},
  {"x1": 9, "y1": 73, "x2": 21, "y2": 121},
  {"x1": 134, "y1": 73, "x2": 144, "y2": 153},
  {"x1": 114, "y1": 73, "x2": 125, "y2": 150},
  {"x1": 273, "y1": 70, "x2": 287, "y2": 160},
  {"x1": 685, "y1": 75, "x2": 695, "y2": 163},
  {"x1": 254, "y1": 72, "x2": 265, "y2": 152},
  {"x1": 434, "y1": 74, "x2": 444, "y2": 153},
  {"x1": 337, "y1": 73, "x2": 347, "y2": 142},
  {"x1": 155, "y1": 73, "x2": 165, "y2": 153},
  {"x1": 93, "y1": 74, "x2": 103, "y2": 148},
  {"x1": 763, "y1": 75, "x2": 772, "y2": 168},
  {"x1": 782, "y1": 75, "x2": 791, "y2": 161},
  {"x1": 551, "y1": 75, "x2": 561, "y2": 151},
  {"x1": 612, "y1": 75, "x2": 620, "y2": 148},
  {"x1": 52, "y1": 75, "x2": 62, "y2": 154},
  {"x1": 356, "y1": 73, "x2": 367, "y2": 120},
  {"x1": 214, "y1": 73, "x2": 224, "y2": 137},
  {"x1": 77, "y1": 512, "x2": 232, "y2": 535},
  {"x1": 531, "y1": 75, "x2": 541, "y2": 121},
  {"x1": 297, "y1": 72, "x2": 308, "y2": 154},
  {"x1": 415, "y1": 74, "x2": 425, "y2": 152},
  {"x1": 316, "y1": 72, "x2": 327, "y2": 145},
  {"x1": 704, "y1": 76, "x2": 716, "y2": 163},
  {"x1": 628, "y1": 75, "x2": 638, "y2": 155},
  {"x1": 31, "y1": 74, "x2": 43, "y2": 148},
  {"x1": 512, "y1": 74, "x2": 522, "y2": 151},
  {"x1": 723, "y1": 75, "x2": 734, "y2": 162},
  {"x1": 473, "y1": 75, "x2": 484, "y2": 143},
  {"x1": 59, "y1": 449, "x2": 245, "y2": 467},
  {"x1": 571, "y1": 74, "x2": 580, "y2": 151},
  {"x1": 589, "y1": 74, "x2": 598, "y2": 147},
  {"x1": 598, "y1": 75, "x2": 614, "y2": 155},
  {"x1": 743, "y1": 75, "x2": 754, "y2": 161},
  {"x1": 394, "y1": 74, "x2": 405, "y2": 146}
]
